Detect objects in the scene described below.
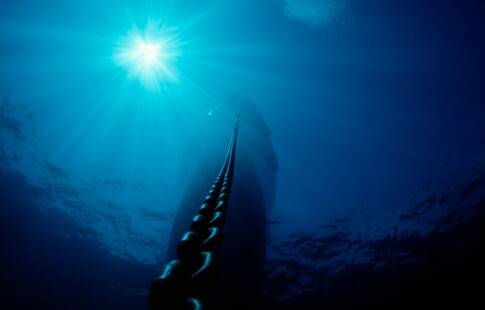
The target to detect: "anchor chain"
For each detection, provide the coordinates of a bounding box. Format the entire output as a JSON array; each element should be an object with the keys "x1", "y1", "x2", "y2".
[{"x1": 149, "y1": 113, "x2": 240, "y2": 310}]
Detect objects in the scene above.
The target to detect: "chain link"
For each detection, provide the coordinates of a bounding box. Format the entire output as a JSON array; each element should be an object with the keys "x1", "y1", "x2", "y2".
[{"x1": 149, "y1": 114, "x2": 240, "y2": 310}]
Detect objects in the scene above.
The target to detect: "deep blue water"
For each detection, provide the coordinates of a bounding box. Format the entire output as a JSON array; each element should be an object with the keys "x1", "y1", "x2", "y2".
[{"x1": 1, "y1": 0, "x2": 484, "y2": 309}]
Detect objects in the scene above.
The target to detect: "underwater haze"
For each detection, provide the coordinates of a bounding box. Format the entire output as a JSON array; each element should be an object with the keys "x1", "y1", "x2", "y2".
[{"x1": 1, "y1": 0, "x2": 484, "y2": 309}]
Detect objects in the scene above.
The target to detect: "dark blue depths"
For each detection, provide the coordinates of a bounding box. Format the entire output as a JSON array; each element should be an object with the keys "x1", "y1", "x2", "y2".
[{"x1": 2, "y1": 85, "x2": 484, "y2": 309}]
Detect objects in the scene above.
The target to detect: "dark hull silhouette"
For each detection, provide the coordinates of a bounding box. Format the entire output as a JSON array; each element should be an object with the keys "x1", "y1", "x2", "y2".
[{"x1": 167, "y1": 97, "x2": 277, "y2": 308}]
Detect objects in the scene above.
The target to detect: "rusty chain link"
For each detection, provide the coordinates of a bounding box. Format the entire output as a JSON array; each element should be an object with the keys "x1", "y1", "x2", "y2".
[{"x1": 149, "y1": 113, "x2": 240, "y2": 310}]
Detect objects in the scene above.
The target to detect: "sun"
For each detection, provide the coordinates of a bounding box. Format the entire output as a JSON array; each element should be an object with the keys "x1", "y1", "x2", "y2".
[
  {"x1": 135, "y1": 40, "x2": 162, "y2": 66},
  {"x1": 114, "y1": 21, "x2": 180, "y2": 91}
]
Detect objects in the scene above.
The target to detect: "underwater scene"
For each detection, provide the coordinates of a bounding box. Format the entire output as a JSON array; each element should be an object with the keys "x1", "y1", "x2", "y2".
[{"x1": 1, "y1": 0, "x2": 484, "y2": 309}]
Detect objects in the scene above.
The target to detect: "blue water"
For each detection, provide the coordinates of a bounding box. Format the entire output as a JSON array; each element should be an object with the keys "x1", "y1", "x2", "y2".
[{"x1": 1, "y1": 0, "x2": 484, "y2": 309}]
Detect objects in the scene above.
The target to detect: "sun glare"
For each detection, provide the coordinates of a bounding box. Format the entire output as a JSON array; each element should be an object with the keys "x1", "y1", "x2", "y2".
[
  {"x1": 114, "y1": 21, "x2": 180, "y2": 91},
  {"x1": 135, "y1": 40, "x2": 161, "y2": 66}
]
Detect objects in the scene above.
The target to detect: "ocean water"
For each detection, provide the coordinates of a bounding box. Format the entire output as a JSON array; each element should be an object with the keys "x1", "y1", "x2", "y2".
[{"x1": 1, "y1": 0, "x2": 484, "y2": 309}]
